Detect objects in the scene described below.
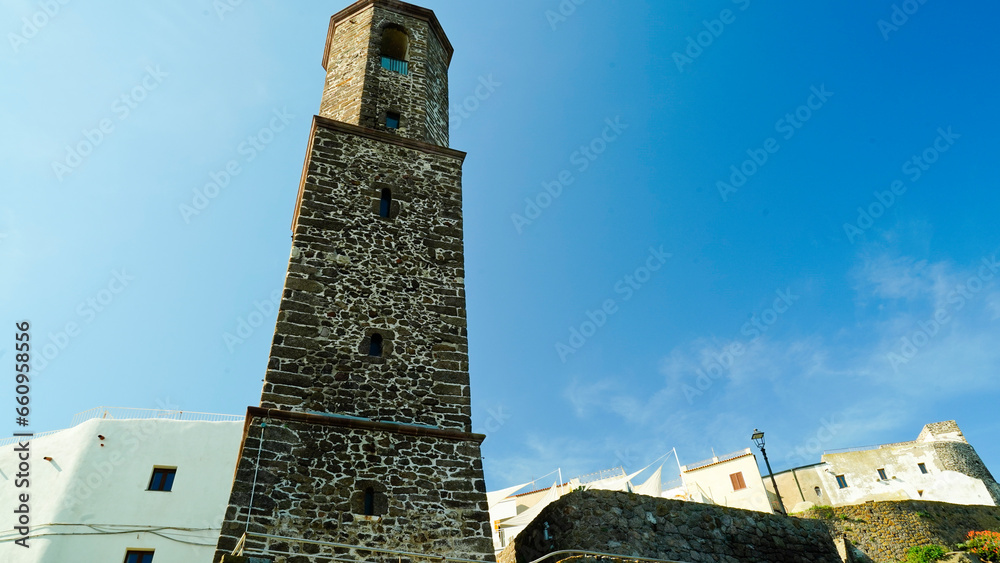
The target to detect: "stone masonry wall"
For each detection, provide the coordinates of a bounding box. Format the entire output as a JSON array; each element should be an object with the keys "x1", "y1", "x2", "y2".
[
  {"x1": 262, "y1": 119, "x2": 472, "y2": 432},
  {"x1": 500, "y1": 490, "x2": 842, "y2": 563},
  {"x1": 932, "y1": 442, "x2": 1000, "y2": 505},
  {"x1": 215, "y1": 413, "x2": 494, "y2": 562},
  {"x1": 360, "y1": 4, "x2": 450, "y2": 147},
  {"x1": 917, "y1": 421, "x2": 964, "y2": 443},
  {"x1": 422, "y1": 16, "x2": 450, "y2": 148},
  {"x1": 320, "y1": 5, "x2": 373, "y2": 128},
  {"x1": 320, "y1": 1, "x2": 451, "y2": 147},
  {"x1": 798, "y1": 500, "x2": 1000, "y2": 563}
]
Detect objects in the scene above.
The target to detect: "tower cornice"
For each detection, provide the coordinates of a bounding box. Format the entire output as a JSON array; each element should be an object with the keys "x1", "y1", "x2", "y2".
[
  {"x1": 322, "y1": 0, "x2": 455, "y2": 70},
  {"x1": 244, "y1": 407, "x2": 487, "y2": 444}
]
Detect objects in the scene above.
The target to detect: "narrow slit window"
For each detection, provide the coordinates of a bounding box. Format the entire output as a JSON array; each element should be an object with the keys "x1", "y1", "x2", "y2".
[
  {"x1": 369, "y1": 333, "x2": 384, "y2": 357},
  {"x1": 918, "y1": 463, "x2": 928, "y2": 474},
  {"x1": 379, "y1": 188, "x2": 392, "y2": 218},
  {"x1": 386, "y1": 112, "x2": 400, "y2": 130},
  {"x1": 363, "y1": 487, "x2": 375, "y2": 516},
  {"x1": 814, "y1": 486, "x2": 821, "y2": 496}
]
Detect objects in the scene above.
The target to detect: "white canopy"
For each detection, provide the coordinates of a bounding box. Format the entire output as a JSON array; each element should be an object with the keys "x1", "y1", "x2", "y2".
[
  {"x1": 487, "y1": 481, "x2": 532, "y2": 508},
  {"x1": 498, "y1": 482, "x2": 559, "y2": 528},
  {"x1": 632, "y1": 464, "x2": 663, "y2": 497}
]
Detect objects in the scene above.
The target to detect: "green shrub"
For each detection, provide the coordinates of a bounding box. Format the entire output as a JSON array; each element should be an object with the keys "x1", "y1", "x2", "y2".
[
  {"x1": 903, "y1": 544, "x2": 947, "y2": 563},
  {"x1": 810, "y1": 505, "x2": 836, "y2": 519}
]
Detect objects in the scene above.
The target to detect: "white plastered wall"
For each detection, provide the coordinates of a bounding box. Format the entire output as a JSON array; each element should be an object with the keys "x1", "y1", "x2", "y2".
[{"x1": 0, "y1": 418, "x2": 243, "y2": 562}]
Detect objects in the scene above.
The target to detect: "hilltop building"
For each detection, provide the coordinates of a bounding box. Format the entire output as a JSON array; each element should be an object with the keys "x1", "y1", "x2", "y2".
[{"x1": 766, "y1": 420, "x2": 1000, "y2": 512}]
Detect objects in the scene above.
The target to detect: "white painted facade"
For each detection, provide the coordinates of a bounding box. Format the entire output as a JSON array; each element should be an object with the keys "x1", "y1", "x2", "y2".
[
  {"x1": 680, "y1": 448, "x2": 774, "y2": 514},
  {"x1": 0, "y1": 409, "x2": 243, "y2": 562}
]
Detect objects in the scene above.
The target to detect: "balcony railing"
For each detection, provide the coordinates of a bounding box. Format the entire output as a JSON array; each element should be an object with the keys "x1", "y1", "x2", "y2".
[
  {"x1": 72, "y1": 406, "x2": 243, "y2": 426},
  {"x1": 0, "y1": 407, "x2": 243, "y2": 448},
  {"x1": 381, "y1": 56, "x2": 408, "y2": 75}
]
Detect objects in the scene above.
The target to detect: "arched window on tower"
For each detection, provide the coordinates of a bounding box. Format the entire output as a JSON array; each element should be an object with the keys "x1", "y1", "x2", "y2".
[
  {"x1": 363, "y1": 487, "x2": 375, "y2": 516},
  {"x1": 369, "y1": 333, "x2": 384, "y2": 357},
  {"x1": 379, "y1": 188, "x2": 392, "y2": 218},
  {"x1": 380, "y1": 26, "x2": 409, "y2": 75}
]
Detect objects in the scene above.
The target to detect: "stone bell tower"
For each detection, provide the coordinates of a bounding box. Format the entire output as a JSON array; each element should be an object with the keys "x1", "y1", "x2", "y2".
[{"x1": 214, "y1": 1, "x2": 493, "y2": 561}]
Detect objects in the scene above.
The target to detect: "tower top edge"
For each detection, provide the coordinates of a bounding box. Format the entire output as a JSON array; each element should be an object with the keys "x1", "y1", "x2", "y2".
[{"x1": 322, "y1": 0, "x2": 455, "y2": 70}]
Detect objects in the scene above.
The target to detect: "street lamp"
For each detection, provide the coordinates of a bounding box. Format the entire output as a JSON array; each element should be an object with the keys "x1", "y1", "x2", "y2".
[{"x1": 752, "y1": 429, "x2": 787, "y2": 515}]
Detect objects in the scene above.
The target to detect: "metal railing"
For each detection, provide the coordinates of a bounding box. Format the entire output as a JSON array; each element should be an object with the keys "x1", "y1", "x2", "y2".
[
  {"x1": 233, "y1": 532, "x2": 490, "y2": 563},
  {"x1": 72, "y1": 406, "x2": 243, "y2": 426},
  {"x1": 529, "y1": 550, "x2": 691, "y2": 563},
  {"x1": 575, "y1": 466, "x2": 626, "y2": 484},
  {"x1": 381, "y1": 56, "x2": 408, "y2": 75},
  {"x1": 0, "y1": 407, "x2": 243, "y2": 448},
  {"x1": 232, "y1": 533, "x2": 691, "y2": 563},
  {"x1": 661, "y1": 478, "x2": 683, "y2": 491},
  {"x1": 0, "y1": 429, "x2": 62, "y2": 448}
]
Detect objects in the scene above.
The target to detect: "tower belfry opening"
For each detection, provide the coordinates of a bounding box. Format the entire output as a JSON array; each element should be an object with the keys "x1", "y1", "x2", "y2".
[
  {"x1": 381, "y1": 25, "x2": 409, "y2": 74},
  {"x1": 214, "y1": 1, "x2": 492, "y2": 562}
]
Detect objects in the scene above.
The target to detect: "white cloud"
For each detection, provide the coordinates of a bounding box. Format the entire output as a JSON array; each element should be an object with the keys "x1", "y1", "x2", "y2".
[{"x1": 555, "y1": 247, "x2": 1000, "y2": 475}]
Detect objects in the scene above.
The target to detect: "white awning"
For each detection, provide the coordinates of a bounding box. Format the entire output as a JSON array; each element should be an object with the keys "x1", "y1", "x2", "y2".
[
  {"x1": 633, "y1": 464, "x2": 663, "y2": 497},
  {"x1": 487, "y1": 481, "x2": 532, "y2": 508},
  {"x1": 498, "y1": 482, "x2": 559, "y2": 528}
]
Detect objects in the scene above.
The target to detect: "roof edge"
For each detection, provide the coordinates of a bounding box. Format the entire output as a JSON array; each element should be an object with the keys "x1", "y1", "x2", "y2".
[{"x1": 322, "y1": 0, "x2": 455, "y2": 70}]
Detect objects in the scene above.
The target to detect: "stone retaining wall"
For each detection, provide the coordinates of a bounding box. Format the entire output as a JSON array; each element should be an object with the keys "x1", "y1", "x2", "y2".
[
  {"x1": 797, "y1": 500, "x2": 1000, "y2": 563},
  {"x1": 499, "y1": 491, "x2": 1000, "y2": 563},
  {"x1": 499, "y1": 490, "x2": 842, "y2": 563}
]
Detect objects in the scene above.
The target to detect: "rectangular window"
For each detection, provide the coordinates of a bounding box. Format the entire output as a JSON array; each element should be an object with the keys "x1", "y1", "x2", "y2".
[
  {"x1": 125, "y1": 551, "x2": 154, "y2": 563},
  {"x1": 918, "y1": 463, "x2": 928, "y2": 474},
  {"x1": 148, "y1": 467, "x2": 176, "y2": 492},
  {"x1": 877, "y1": 468, "x2": 887, "y2": 480},
  {"x1": 386, "y1": 112, "x2": 400, "y2": 130},
  {"x1": 836, "y1": 475, "x2": 848, "y2": 489},
  {"x1": 730, "y1": 472, "x2": 747, "y2": 491}
]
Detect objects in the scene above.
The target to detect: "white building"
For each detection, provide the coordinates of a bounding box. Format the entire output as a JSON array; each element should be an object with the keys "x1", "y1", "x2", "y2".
[
  {"x1": 486, "y1": 451, "x2": 776, "y2": 556},
  {"x1": 767, "y1": 421, "x2": 1000, "y2": 512},
  {"x1": 0, "y1": 407, "x2": 243, "y2": 562},
  {"x1": 488, "y1": 421, "x2": 1000, "y2": 553},
  {"x1": 679, "y1": 448, "x2": 775, "y2": 513}
]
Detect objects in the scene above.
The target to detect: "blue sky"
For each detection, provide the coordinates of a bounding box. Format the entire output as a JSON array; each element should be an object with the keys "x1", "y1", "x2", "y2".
[{"x1": 3, "y1": 0, "x2": 999, "y2": 491}]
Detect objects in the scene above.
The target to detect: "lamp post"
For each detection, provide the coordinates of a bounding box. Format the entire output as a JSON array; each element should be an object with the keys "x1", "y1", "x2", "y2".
[{"x1": 752, "y1": 429, "x2": 787, "y2": 515}]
